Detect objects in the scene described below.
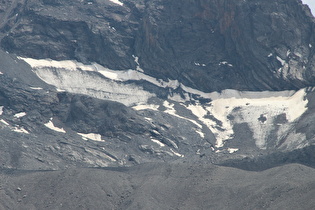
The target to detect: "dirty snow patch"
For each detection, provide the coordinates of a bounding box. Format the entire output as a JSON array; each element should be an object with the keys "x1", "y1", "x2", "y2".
[
  {"x1": 187, "y1": 89, "x2": 308, "y2": 148},
  {"x1": 276, "y1": 56, "x2": 286, "y2": 66},
  {"x1": 30, "y1": 87, "x2": 43, "y2": 90},
  {"x1": 151, "y1": 139, "x2": 165, "y2": 147},
  {"x1": 227, "y1": 148, "x2": 239, "y2": 154},
  {"x1": 132, "y1": 104, "x2": 159, "y2": 111},
  {"x1": 170, "y1": 148, "x2": 184, "y2": 157},
  {"x1": 219, "y1": 61, "x2": 233, "y2": 67},
  {"x1": 109, "y1": 0, "x2": 123, "y2": 6},
  {"x1": 0, "y1": 119, "x2": 9, "y2": 126},
  {"x1": 195, "y1": 129, "x2": 205, "y2": 138},
  {"x1": 18, "y1": 57, "x2": 96, "y2": 71},
  {"x1": 163, "y1": 101, "x2": 202, "y2": 128},
  {"x1": 13, "y1": 127, "x2": 29, "y2": 134},
  {"x1": 44, "y1": 119, "x2": 66, "y2": 133},
  {"x1": 78, "y1": 133, "x2": 104, "y2": 142},
  {"x1": 14, "y1": 112, "x2": 26, "y2": 118}
]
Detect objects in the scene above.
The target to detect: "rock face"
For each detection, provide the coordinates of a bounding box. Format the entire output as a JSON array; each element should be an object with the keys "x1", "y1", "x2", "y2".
[{"x1": 1, "y1": 0, "x2": 315, "y2": 92}]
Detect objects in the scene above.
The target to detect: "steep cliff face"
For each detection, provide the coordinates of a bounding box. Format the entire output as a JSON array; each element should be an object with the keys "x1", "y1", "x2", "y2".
[
  {"x1": 1, "y1": 0, "x2": 315, "y2": 92},
  {"x1": 135, "y1": 0, "x2": 315, "y2": 91}
]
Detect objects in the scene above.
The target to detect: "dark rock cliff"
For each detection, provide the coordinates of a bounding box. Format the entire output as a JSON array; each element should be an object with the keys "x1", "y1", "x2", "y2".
[{"x1": 1, "y1": 0, "x2": 315, "y2": 92}]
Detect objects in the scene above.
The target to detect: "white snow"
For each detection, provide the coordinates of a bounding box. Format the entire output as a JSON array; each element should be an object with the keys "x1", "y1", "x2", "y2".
[
  {"x1": 98, "y1": 70, "x2": 119, "y2": 80},
  {"x1": 195, "y1": 129, "x2": 205, "y2": 138},
  {"x1": 133, "y1": 55, "x2": 140, "y2": 66},
  {"x1": 309, "y1": 44, "x2": 313, "y2": 48},
  {"x1": 268, "y1": 53, "x2": 273, "y2": 57},
  {"x1": 170, "y1": 148, "x2": 184, "y2": 157},
  {"x1": 0, "y1": 119, "x2": 9, "y2": 126},
  {"x1": 33, "y1": 65, "x2": 154, "y2": 106},
  {"x1": 56, "y1": 88, "x2": 66, "y2": 92},
  {"x1": 276, "y1": 56, "x2": 286, "y2": 66},
  {"x1": 0, "y1": 106, "x2": 3, "y2": 115},
  {"x1": 109, "y1": 0, "x2": 123, "y2": 6},
  {"x1": 18, "y1": 57, "x2": 96, "y2": 71},
  {"x1": 44, "y1": 119, "x2": 66, "y2": 133},
  {"x1": 14, "y1": 112, "x2": 26, "y2": 118},
  {"x1": 18, "y1": 57, "x2": 309, "y2": 150},
  {"x1": 187, "y1": 89, "x2": 308, "y2": 148},
  {"x1": 219, "y1": 61, "x2": 233, "y2": 67},
  {"x1": 78, "y1": 133, "x2": 104, "y2": 142},
  {"x1": 195, "y1": 62, "x2": 206, "y2": 67},
  {"x1": 163, "y1": 101, "x2": 202, "y2": 128},
  {"x1": 0, "y1": 72, "x2": 3, "y2": 75},
  {"x1": 133, "y1": 55, "x2": 144, "y2": 72},
  {"x1": 302, "y1": 0, "x2": 315, "y2": 16},
  {"x1": 12, "y1": 126, "x2": 29, "y2": 134},
  {"x1": 29, "y1": 87, "x2": 43, "y2": 90},
  {"x1": 227, "y1": 148, "x2": 239, "y2": 154},
  {"x1": 132, "y1": 104, "x2": 159, "y2": 111},
  {"x1": 19, "y1": 57, "x2": 157, "y2": 106},
  {"x1": 19, "y1": 57, "x2": 182, "y2": 90},
  {"x1": 187, "y1": 103, "x2": 233, "y2": 148},
  {"x1": 151, "y1": 139, "x2": 165, "y2": 147}
]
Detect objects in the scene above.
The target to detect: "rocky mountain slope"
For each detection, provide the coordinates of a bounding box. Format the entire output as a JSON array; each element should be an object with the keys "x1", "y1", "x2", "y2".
[
  {"x1": 1, "y1": 163, "x2": 315, "y2": 210},
  {"x1": 0, "y1": 0, "x2": 315, "y2": 209}
]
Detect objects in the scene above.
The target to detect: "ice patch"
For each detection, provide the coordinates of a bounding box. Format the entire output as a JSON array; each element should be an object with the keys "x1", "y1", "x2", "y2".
[
  {"x1": 19, "y1": 57, "x2": 180, "y2": 90},
  {"x1": 78, "y1": 133, "x2": 104, "y2": 142},
  {"x1": 18, "y1": 57, "x2": 96, "y2": 71},
  {"x1": 19, "y1": 57, "x2": 157, "y2": 106},
  {"x1": 33, "y1": 66, "x2": 154, "y2": 106},
  {"x1": 44, "y1": 119, "x2": 66, "y2": 133}
]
